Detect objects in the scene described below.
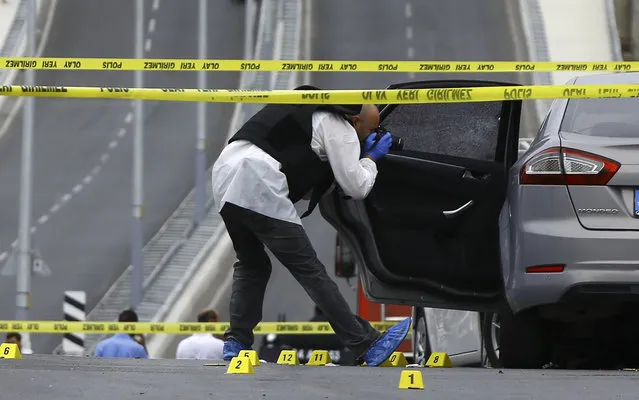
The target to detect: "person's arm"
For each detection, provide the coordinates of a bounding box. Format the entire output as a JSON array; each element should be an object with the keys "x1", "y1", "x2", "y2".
[{"x1": 317, "y1": 115, "x2": 378, "y2": 200}]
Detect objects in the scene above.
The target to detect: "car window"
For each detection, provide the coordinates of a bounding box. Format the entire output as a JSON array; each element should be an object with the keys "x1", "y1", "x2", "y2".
[
  {"x1": 381, "y1": 102, "x2": 503, "y2": 161},
  {"x1": 560, "y1": 98, "x2": 639, "y2": 137}
]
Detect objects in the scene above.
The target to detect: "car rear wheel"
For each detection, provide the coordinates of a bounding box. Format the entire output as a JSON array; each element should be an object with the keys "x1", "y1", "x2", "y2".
[{"x1": 412, "y1": 308, "x2": 431, "y2": 366}]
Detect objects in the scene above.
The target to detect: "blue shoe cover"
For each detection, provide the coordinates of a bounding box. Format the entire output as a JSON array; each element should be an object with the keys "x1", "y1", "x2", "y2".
[
  {"x1": 362, "y1": 317, "x2": 412, "y2": 366},
  {"x1": 223, "y1": 339, "x2": 251, "y2": 361}
]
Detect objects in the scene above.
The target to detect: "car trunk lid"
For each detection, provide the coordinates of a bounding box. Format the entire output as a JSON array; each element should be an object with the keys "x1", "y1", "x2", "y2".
[{"x1": 560, "y1": 131, "x2": 639, "y2": 231}]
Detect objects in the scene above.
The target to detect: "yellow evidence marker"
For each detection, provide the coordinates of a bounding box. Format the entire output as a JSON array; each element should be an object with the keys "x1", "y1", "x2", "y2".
[
  {"x1": 306, "y1": 350, "x2": 329, "y2": 366},
  {"x1": 378, "y1": 358, "x2": 392, "y2": 367},
  {"x1": 381, "y1": 352, "x2": 408, "y2": 367},
  {"x1": 0, "y1": 343, "x2": 21, "y2": 359},
  {"x1": 426, "y1": 352, "x2": 453, "y2": 368},
  {"x1": 364, "y1": 352, "x2": 407, "y2": 367},
  {"x1": 226, "y1": 356, "x2": 255, "y2": 374},
  {"x1": 277, "y1": 350, "x2": 300, "y2": 365},
  {"x1": 238, "y1": 349, "x2": 260, "y2": 367},
  {"x1": 398, "y1": 370, "x2": 424, "y2": 390}
]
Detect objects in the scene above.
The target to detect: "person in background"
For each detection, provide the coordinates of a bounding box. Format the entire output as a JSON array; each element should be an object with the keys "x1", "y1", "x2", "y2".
[
  {"x1": 176, "y1": 308, "x2": 224, "y2": 360},
  {"x1": 4, "y1": 332, "x2": 33, "y2": 354},
  {"x1": 94, "y1": 309, "x2": 147, "y2": 359}
]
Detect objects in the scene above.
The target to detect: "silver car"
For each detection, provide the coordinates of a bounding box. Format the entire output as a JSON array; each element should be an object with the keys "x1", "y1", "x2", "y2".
[{"x1": 320, "y1": 73, "x2": 639, "y2": 369}]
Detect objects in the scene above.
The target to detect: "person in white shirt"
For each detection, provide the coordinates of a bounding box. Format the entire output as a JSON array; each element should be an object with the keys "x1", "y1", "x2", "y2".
[
  {"x1": 176, "y1": 309, "x2": 224, "y2": 360},
  {"x1": 211, "y1": 87, "x2": 412, "y2": 366}
]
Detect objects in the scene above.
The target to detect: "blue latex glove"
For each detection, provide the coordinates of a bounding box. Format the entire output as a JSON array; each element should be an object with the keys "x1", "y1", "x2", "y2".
[
  {"x1": 365, "y1": 132, "x2": 393, "y2": 161},
  {"x1": 362, "y1": 133, "x2": 378, "y2": 154}
]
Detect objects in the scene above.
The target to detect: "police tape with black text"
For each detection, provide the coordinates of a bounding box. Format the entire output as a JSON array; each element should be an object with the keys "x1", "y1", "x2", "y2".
[
  {"x1": 0, "y1": 320, "x2": 398, "y2": 335},
  {"x1": 2, "y1": 84, "x2": 639, "y2": 104},
  {"x1": 3, "y1": 57, "x2": 639, "y2": 73}
]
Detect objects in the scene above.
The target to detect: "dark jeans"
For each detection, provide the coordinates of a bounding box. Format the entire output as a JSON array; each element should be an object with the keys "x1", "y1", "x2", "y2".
[{"x1": 219, "y1": 202, "x2": 382, "y2": 358}]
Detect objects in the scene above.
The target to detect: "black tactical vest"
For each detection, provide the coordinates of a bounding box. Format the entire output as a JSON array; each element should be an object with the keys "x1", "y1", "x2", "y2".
[{"x1": 228, "y1": 85, "x2": 361, "y2": 218}]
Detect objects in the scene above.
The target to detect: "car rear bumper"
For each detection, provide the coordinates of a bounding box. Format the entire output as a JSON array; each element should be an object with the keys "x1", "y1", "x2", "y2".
[{"x1": 503, "y1": 186, "x2": 639, "y2": 314}]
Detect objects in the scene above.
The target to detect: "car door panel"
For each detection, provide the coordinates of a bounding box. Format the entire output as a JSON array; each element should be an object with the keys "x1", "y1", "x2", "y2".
[
  {"x1": 367, "y1": 154, "x2": 506, "y2": 290},
  {"x1": 321, "y1": 188, "x2": 488, "y2": 311},
  {"x1": 319, "y1": 79, "x2": 522, "y2": 313},
  {"x1": 367, "y1": 153, "x2": 504, "y2": 230}
]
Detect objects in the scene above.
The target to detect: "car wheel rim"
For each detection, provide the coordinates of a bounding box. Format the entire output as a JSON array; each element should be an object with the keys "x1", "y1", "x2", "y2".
[
  {"x1": 490, "y1": 313, "x2": 500, "y2": 359},
  {"x1": 415, "y1": 316, "x2": 427, "y2": 365}
]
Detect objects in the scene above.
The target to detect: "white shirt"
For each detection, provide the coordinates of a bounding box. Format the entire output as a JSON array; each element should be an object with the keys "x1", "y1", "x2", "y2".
[
  {"x1": 211, "y1": 110, "x2": 378, "y2": 225},
  {"x1": 175, "y1": 333, "x2": 224, "y2": 360}
]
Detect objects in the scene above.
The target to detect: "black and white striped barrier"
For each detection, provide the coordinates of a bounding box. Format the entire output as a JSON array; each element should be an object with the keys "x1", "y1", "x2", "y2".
[{"x1": 62, "y1": 291, "x2": 85, "y2": 355}]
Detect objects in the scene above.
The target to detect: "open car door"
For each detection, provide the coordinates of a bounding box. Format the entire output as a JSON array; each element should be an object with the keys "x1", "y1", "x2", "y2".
[{"x1": 319, "y1": 80, "x2": 522, "y2": 313}]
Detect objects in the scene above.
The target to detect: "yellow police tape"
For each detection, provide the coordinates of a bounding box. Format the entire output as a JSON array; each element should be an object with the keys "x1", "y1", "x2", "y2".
[
  {"x1": 0, "y1": 84, "x2": 637, "y2": 104},
  {"x1": 1, "y1": 58, "x2": 638, "y2": 73},
  {"x1": 0, "y1": 321, "x2": 397, "y2": 335}
]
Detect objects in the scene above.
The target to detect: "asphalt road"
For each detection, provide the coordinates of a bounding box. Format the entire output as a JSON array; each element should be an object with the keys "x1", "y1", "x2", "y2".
[
  {"x1": 0, "y1": 0, "x2": 244, "y2": 352},
  {"x1": 257, "y1": 0, "x2": 532, "y2": 328},
  {"x1": 2, "y1": 356, "x2": 639, "y2": 400}
]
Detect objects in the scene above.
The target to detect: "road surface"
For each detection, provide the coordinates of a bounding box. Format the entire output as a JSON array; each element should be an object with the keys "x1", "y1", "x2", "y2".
[
  {"x1": 0, "y1": 0, "x2": 244, "y2": 353},
  {"x1": 257, "y1": 0, "x2": 533, "y2": 327},
  {"x1": 1, "y1": 356, "x2": 638, "y2": 400}
]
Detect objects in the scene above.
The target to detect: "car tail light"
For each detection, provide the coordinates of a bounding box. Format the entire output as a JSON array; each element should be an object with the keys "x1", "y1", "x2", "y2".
[
  {"x1": 526, "y1": 264, "x2": 565, "y2": 273},
  {"x1": 519, "y1": 147, "x2": 620, "y2": 185}
]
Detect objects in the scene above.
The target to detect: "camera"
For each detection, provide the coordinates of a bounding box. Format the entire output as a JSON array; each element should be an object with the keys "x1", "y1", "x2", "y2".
[{"x1": 373, "y1": 125, "x2": 403, "y2": 151}]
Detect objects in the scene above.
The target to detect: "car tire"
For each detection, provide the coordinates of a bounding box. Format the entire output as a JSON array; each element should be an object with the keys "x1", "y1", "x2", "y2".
[
  {"x1": 412, "y1": 308, "x2": 431, "y2": 366},
  {"x1": 482, "y1": 312, "x2": 502, "y2": 368},
  {"x1": 494, "y1": 309, "x2": 550, "y2": 369}
]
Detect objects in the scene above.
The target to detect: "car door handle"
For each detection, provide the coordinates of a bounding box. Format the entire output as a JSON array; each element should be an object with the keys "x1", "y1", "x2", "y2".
[
  {"x1": 462, "y1": 170, "x2": 490, "y2": 182},
  {"x1": 443, "y1": 200, "x2": 474, "y2": 218}
]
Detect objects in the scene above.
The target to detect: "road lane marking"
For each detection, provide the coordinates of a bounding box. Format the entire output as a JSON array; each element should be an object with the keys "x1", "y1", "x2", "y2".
[{"x1": 0, "y1": 0, "x2": 164, "y2": 256}]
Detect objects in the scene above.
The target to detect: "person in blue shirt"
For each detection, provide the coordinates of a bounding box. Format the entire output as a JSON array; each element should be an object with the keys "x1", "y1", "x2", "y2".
[{"x1": 94, "y1": 309, "x2": 148, "y2": 359}]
